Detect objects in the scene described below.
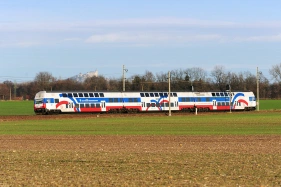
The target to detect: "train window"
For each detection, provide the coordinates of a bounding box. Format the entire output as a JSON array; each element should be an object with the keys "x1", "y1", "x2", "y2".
[
  {"x1": 146, "y1": 103, "x2": 151, "y2": 107},
  {"x1": 62, "y1": 93, "x2": 67, "y2": 97},
  {"x1": 216, "y1": 93, "x2": 220, "y2": 96},
  {"x1": 164, "y1": 93, "x2": 168, "y2": 97},
  {"x1": 151, "y1": 103, "x2": 155, "y2": 107},
  {"x1": 171, "y1": 103, "x2": 174, "y2": 107},
  {"x1": 75, "y1": 104, "x2": 79, "y2": 108},
  {"x1": 161, "y1": 103, "x2": 164, "y2": 107},
  {"x1": 150, "y1": 93, "x2": 154, "y2": 97},
  {"x1": 156, "y1": 103, "x2": 160, "y2": 107},
  {"x1": 89, "y1": 93, "x2": 94, "y2": 97},
  {"x1": 134, "y1": 98, "x2": 138, "y2": 102},
  {"x1": 217, "y1": 102, "x2": 221, "y2": 106},
  {"x1": 73, "y1": 93, "x2": 78, "y2": 97},
  {"x1": 140, "y1": 93, "x2": 145, "y2": 97},
  {"x1": 80, "y1": 104, "x2": 84, "y2": 108},
  {"x1": 55, "y1": 99, "x2": 59, "y2": 103},
  {"x1": 220, "y1": 93, "x2": 224, "y2": 96},
  {"x1": 129, "y1": 98, "x2": 133, "y2": 102},
  {"x1": 165, "y1": 103, "x2": 169, "y2": 107},
  {"x1": 206, "y1": 98, "x2": 210, "y2": 102},
  {"x1": 159, "y1": 93, "x2": 164, "y2": 97},
  {"x1": 96, "y1": 104, "x2": 100, "y2": 108},
  {"x1": 85, "y1": 104, "x2": 90, "y2": 108},
  {"x1": 78, "y1": 93, "x2": 83, "y2": 97},
  {"x1": 91, "y1": 104, "x2": 95, "y2": 108},
  {"x1": 99, "y1": 93, "x2": 104, "y2": 97},
  {"x1": 224, "y1": 92, "x2": 228, "y2": 96},
  {"x1": 84, "y1": 93, "x2": 89, "y2": 97},
  {"x1": 212, "y1": 93, "x2": 216, "y2": 96},
  {"x1": 94, "y1": 93, "x2": 99, "y2": 97},
  {"x1": 222, "y1": 102, "x2": 225, "y2": 106},
  {"x1": 197, "y1": 98, "x2": 201, "y2": 102},
  {"x1": 226, "y1": 102, "x2": 229, "y2": 106},
  {"x1": 173, "y1": 93, "x2": 177, "y2": 97},
  {"x1": 67, "y1": 93, "x2": 72, "y2": 97},
  {"x1": 145, "y1": 93, "x2": 149, "y2": 97},
  {"x1": 113, "y1": 98, "x2": 117, "y2": 102},
  {"x1": 154, "y1": 93, "x2": 159, "y2": 97},
  {"x1": 109, "y1": 98, "x2": 113, "y2": 102}
]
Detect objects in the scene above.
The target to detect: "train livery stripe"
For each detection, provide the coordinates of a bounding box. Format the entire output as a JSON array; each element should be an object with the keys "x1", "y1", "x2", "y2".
[{"x1": 34, "y1": 90, "x2": 256, "y2": 114}]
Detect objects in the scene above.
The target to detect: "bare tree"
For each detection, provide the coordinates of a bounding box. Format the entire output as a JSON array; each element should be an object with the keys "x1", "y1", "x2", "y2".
[
  {"x1": 52, "y1": 79, "x2": 84, "y2": 91},
  {"x1": 210, "y1": 65, "x2": 227, "y2": 91},
  {"x1": 155, "y1": 72, "x2": 168, "y2": 91},
  {"x1": 130, "y1": 75, "x2": 145, "y2": 91},
  {"x1": 185, "y1": 67, "x2": 207, "y2": 82},
  {"x1": 244, "y1": 71, "x2": 256, "y2": 91},
  {"x1": 170, "y1": 69, "x2": 188, "y2": 90},
  {"x1": 0, "y1": 83, "x2": 9, "y2": 100},
  {"x1": 84, "y1": 75, "x2": 108, "y2": 91},
  {"x1": 107, "y1": 78, "x2": 120, "y2": 91},
  {"x1": 34, "y1": 72, "x2": 55, "y2": 91},
  {"x1": 269, "y1": 63, "x2": 281, "y2": 82},
  {"x1": 141, "y1": 70, "x2": 156, "y2": 91},
  {"x1": 259, "y1": 72, "x2": 270, "y2": 98}
]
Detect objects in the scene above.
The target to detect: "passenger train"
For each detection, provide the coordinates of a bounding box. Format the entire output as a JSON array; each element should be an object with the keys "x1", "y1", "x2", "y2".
[{"x1": 34, "y1": 90, "x2": 256, "y2": 114}]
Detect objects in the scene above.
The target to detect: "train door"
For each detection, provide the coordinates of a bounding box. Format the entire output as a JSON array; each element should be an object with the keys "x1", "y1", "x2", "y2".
[
  {"x1": 212, "y1": 100, "x2": 217, "y2": 110},
  {"x1": 141, "y1": 102, "x2": 146, "y2": 111},
  {"x1": 101, "y1": 101, "x2": 106, "y2": 112},
  {"x1": 65, "y1": 102, "x2": 74, "y2": 112}
]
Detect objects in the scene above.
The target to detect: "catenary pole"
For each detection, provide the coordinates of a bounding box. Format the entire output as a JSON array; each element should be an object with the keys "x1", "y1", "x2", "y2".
[
  {"x1": 168, "y1": 71, "x2": 171, "y2": 116},
  {"x1": 257, "y1": 67, "x2": 260, "y2": 111},
  {"x1": 122, "y1": 65, "x2": 128, "y2": 92}
]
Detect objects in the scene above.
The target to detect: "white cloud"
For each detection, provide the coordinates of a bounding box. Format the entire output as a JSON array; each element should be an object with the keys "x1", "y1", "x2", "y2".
[
  {"x1": 243, "y1": 33, "x2": 281, "y2": 42},
  {"x1": 86, "y1": 32, "x2": 223, "y2": 44},
  {"x1": 0, "y1": 41, "x2": 40, "y2": 48},
  {"x1": 64, "y1": 38, "x2": 82, "y2": 41},
  {"x1": 1, "y1": 18, "x2": 281, "y2": 47},
  {"x1": 1, "y1": 18, "x2": 281, "y2": 32}
]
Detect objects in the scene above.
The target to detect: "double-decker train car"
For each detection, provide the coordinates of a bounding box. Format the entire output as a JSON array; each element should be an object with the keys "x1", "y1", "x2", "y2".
[{"x1": 34, "y1": 90, "x2": 256, "y2": 114}]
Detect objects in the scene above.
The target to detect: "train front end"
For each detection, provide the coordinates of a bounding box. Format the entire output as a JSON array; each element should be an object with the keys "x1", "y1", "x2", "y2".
[{"x1": 34, "y1": 91, "x2": 47, "y2": 114}]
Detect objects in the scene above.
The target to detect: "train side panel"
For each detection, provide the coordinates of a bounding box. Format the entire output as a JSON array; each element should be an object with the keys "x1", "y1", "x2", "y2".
[{"x1": 34, "y1": 90, "x2": 256, "y2": 114}]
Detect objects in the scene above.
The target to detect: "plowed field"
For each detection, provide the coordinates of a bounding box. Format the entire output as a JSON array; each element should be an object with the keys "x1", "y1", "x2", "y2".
[{"x1": 1, "y1": 114, "x2": 281, "y2": 186}]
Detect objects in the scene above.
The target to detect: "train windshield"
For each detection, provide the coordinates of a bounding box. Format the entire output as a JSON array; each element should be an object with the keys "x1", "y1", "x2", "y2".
[{"x1": 35, "y1": 100, "x2": 43, "y2": 104}]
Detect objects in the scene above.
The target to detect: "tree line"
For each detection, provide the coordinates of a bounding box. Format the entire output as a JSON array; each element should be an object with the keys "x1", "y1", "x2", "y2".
[{"x1": 1, "y1": 64, "x2": 281, "y2": 100}]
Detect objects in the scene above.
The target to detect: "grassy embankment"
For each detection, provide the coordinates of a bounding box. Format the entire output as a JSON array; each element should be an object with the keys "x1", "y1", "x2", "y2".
[{"x1": 0, "y1": 99, "x2": 280, "y2": 135}]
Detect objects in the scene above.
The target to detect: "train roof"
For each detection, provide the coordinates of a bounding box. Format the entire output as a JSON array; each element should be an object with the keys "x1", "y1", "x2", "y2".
[{"x1": 39, "y1": 90, "x2": 254, "y2": 93}]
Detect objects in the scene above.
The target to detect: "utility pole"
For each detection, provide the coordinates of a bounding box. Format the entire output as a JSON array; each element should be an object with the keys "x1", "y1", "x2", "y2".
[
  {"x1": 122, "y1": 65, "x2": 128, "y2": 91},
  {"x1": 168, "y1": 71, "x2": 171, "y2": 116},
  {"x1": 226, "y1": 84, "x2": 231, "y2": 113},
  {"x1": 256, "y1": 67, "x2": 260, "y2": 111}
]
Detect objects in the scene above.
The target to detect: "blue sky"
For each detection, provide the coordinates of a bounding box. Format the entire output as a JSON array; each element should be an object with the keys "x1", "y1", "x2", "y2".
[{"x1": 1, "y1": 0, "x2": 281, "y2": 82}]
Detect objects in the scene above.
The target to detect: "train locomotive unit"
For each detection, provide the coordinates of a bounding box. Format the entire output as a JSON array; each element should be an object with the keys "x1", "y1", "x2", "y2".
[{"x1": 34, "y1": 90, "x2": 256, "y2": 114}]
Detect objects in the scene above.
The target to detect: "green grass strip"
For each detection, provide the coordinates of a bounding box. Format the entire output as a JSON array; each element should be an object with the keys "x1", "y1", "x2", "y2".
[{"x1": 1, "y1": 112, "x2": 281, "y2": 135}]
